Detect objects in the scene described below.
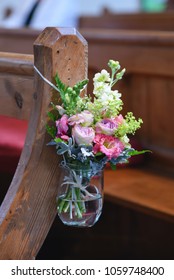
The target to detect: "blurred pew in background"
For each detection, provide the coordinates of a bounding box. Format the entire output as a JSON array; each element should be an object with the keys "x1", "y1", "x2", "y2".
[{"x1": 78, "y1": 11, "x2": 174, "y2": 31}]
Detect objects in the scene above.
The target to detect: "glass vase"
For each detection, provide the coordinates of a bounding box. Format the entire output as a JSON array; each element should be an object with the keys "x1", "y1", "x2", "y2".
[{"x1": 56, "y1": 163, "x2": 104, "y2": 227}]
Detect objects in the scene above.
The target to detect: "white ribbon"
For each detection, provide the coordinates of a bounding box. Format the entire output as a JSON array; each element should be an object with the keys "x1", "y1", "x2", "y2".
[
  {"x1": 34, "y1": 65, "x2": 60, "y2": 93},
  {"x1": 34, "y1": 65, "x2": 88, "y2": 94},
  {"x1": 61, "y1": 169, "x2": 99, "y2": 198}
]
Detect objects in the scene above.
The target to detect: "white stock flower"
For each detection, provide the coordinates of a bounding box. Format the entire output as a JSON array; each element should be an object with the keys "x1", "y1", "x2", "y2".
[
  {"x1": 99, "y1": 92, "x2": 109, "y2": 102},
  {"x1": 93, "y1": 69, "x2": 111, "y2": 83},
  {"x1": 112, "y1": 90, "x2": 122, "y2": 99},
  {"x1": 93, "y1": 83, "x2": 110, "y2": 97},
  {"x1": 120, "y1": 135, "x2": 130, "y2": 147}
]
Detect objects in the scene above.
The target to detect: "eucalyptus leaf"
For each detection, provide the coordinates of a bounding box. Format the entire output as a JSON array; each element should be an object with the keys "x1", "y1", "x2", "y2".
[{"x1": 47, "y1": 140, "x2": 57, "y2": 146}]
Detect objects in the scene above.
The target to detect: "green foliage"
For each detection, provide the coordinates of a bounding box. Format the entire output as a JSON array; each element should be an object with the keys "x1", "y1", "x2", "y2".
[
  {"x1": 47, "y1": 111, "x2": 58, "y2": 122},
  {"x1": 54, "y1": 73, "x2": 66, "y2": 94},
  {"x1": 54, "y1": 73, "x2": 89, "y2": 116},
  {"x1": 108, "y1": 59, "x2": 126, "y2": 87},
  {"x1": 115, "y1": 112, "x2": 143, "y2": 138},
  {"x1": 110, "y1": 162, "x2": 117, "y2": 170},
  {"x1": 125, "y1": 112, "x2": 143, "y2": 135},
  {"x1": 109, "y1": 148, "x2": 151, "y2": 169},
  {"x1": 54, "y1": 137, "x2": 63, "y2": 143},
  {"x1": 128, "y1": 149, "x2": 152, "y2": 156},
  {"x1": 54, "y1": 73, "x2": 67, "y2": 106},
  {"x1": 46, "y1": 124, "x2": 56, "y2": 138},
  {"x1": 46, "y1": 103, "x2": 60, "y2": 138},
  {"x1": 73, "y1": 79, "x2": 89, "y2": 93}
]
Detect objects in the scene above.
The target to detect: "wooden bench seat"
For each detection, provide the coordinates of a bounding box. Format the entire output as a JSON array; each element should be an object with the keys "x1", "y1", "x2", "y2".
[{"x1": 104, "y1": 167, "x2": 174, "y2": 223}]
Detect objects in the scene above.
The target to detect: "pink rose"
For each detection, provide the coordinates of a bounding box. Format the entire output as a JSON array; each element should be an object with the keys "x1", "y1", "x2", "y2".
[
  {"x1": 72, "y1": 124, "x2": 95, "y2": 145},
  {"x1": 68, "y1": 110, "x2": 94, "y2": 126},
  {"x1": 95, "y1": 119, "x2": 117, "y2": 135},
  {"x1": 56, "y1": 114, "x2": 69, "y2": 140},
  {"x1": 93, "y1": 134, "x2": 125, "y2": 160},
  {"x1": 95, "y1": 115, "x2": 124, "y2": 136}
]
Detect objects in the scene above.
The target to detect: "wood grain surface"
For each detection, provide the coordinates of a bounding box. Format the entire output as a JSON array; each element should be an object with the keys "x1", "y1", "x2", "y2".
[{"x1": 0, "y1": 27, "x2": 87, "y2": 259}]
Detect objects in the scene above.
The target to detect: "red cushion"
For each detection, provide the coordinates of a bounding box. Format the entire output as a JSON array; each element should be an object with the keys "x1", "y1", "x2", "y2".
[{"x1": 0, "y1": 115, "x2": 28, "y2": 173}]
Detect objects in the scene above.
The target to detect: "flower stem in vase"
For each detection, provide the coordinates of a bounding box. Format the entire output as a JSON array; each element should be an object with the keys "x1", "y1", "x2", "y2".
[
  {"x1": 57, "y1": 187, "x2": 72, "y2": 214},
  {"x1": 57, "y1": 186, "x2": 86, "y2": 219},
  {"x1": 73, "y1": 187, "x2": 86, "y2": 218}
]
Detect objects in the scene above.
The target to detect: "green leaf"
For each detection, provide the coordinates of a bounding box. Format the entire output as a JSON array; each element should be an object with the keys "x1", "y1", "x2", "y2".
[
  {"x1": 95, "y1": 152, "x2": 103, "y2": 157},
  {"x1": 54, "y1": 73, "x2": 67, "y2": 103},
  {"x1": 110, "y1": 162, "x2": 117, "y2": 170},
  {"x1": 74, "y1": 79, "x2": 89, "y2": 90},
  {"x1": 54, "y1": 73, "x2": 66, "y2": 92},
  {"x1": 54, "y1": 137, "x2": 64, "y2": 143},
  {"x1": 47, "y1": 111, "x2": 57, "y2": 121},
  {"x1": 46, "y1": 124, "x2": 56, "y2": 138},
  {"x1": 128, "y1": 149, "x2": 152, "y2": 156}
]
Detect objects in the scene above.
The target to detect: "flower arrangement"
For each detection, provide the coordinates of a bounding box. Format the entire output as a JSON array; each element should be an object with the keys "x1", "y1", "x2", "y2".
[{"x1": 46, "y1": 59, "x2": 147, "y2": 227}]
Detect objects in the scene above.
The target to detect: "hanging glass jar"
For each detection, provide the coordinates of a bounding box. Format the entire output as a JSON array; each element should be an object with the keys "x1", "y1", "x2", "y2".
[{"x1": 56, "y1": 163, "x2": 104, "y2": 227}]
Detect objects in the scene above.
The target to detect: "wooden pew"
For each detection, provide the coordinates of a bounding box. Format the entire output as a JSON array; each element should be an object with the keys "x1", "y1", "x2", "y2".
[
  {"x1": 0, "y1": 27, "x2": 87, "y2": 259},
  {"x1": 78, "y1": 11, "x2": 174, "y2": 31},
  {"x1": 0, "y1": 28, "x2": 39, "y2": 54},
  {"x1": 0, "y1": 27, "x2": 174, "y2": 222},
  {"x1": 167, "y1": 0, "x2": 174, "y2": 10}
]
